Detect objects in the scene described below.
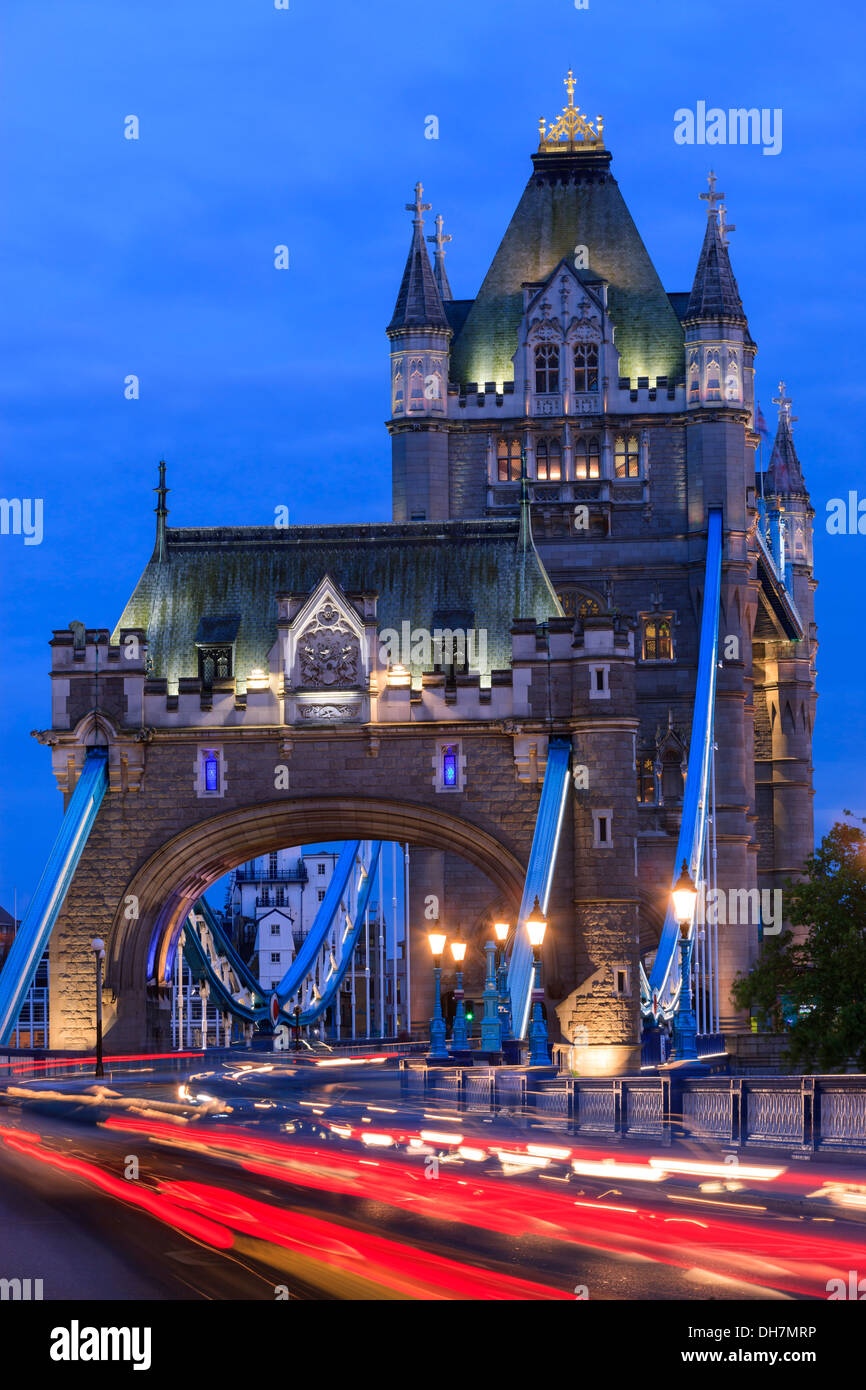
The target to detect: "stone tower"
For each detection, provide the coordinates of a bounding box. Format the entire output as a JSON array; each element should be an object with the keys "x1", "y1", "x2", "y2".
[{"x1": 387, "y1": 71, "x2": 817, "y2": 1037}]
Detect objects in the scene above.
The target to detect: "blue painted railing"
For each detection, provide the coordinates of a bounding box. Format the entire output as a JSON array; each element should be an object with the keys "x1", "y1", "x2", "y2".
[
  {"x1": 506, "y1": 737, "x2": 572, "y2": 1039},
  {"x1": 0, "y1": 750, "x2": 109, "y2": 1044}
]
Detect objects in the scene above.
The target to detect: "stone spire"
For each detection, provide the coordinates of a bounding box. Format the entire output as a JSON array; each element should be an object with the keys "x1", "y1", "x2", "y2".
[
  {"x1": 684, "y1": 173, "x2": 746, "y2": 324},
  {"x1": 765, "y1": 382, "x2": 807, "y2": 495},
  {"x1": 153, "y1": 459, "x2": 169, "y2": 562},
  {"x1": 427, "y1": 213, "x2": 453, "y2": 302},
  {"x1": 388, "y1": 182, "x2": 449, "y2": 330}
]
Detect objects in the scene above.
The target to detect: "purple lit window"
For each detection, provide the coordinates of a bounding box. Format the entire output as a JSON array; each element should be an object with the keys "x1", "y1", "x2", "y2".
[
  {"x1": 204, "y1": 751, "x2": 219, "y2": 793},
  {"x1": 442, "y1": 745, "x2": 458, "y2": 788}
]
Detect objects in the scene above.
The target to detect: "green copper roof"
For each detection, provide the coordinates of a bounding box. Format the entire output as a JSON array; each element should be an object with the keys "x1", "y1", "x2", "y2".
[
  {"x1": 113, "y1": 519, "x2": 561, "y2": 689},
  {"x1": 449, "y1": 152, "x2": 685, "y2": 387}
]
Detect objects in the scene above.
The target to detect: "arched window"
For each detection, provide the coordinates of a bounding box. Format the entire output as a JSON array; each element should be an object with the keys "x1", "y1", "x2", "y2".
[
  {"x1": 535, "y1": 343, "x2": 559, "y2": 394},
  {"x1": 636, "y1": 756, "x2": 656, "y2": 804},
  {"x1": 574, "y1": 434, "x2": 600, "y2": 479},
  {"x1": 661, "y1": 749, "x2": 684, "y2": 804},
  {"x1": 642, "y1": 618, "x2": 673, "y2": 661},
  {"x1": 408, "y1": 358, "x2": 425, "y2": 411},
  {"x1": 393, "y1": 361, "x2": 404, "y2": 414},
  {"x1": 725, "y1": 352, "x2": 739, "y2": 402},
  {"x1": 573, "y1": 342, "x2": 599, "y2": 393},
  {"x1": 536, "y1": 437, "x2": 562, "y2": 481},
  {"x1": 497, "y1": 438, "x2": 522, "y2": 482},
  {"x1": 614, "y1": 435, "x2": 640, "y2": 479},
  {"x1": 688, "y1": 352, "x2": 701, "y2": 404},
  {"x1": 705, "y1": 350, "x2": 721, "y2": 402}
]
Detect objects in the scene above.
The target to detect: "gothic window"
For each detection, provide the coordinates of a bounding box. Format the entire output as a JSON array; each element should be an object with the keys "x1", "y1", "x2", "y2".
[
  {"x1": 574, "y1": 434, "x2": 600, "y2": 479},
  {"x1": 556, "y1": 590, "x2": 601, "y2": 619},
  {"x1": 705, "y1": 350, "x2": 721, "y2": 402},
  {"x1": 573, "y1": 342, "x2": 599, "y2": 393},
  {"x1": 578, "y1": 596, "x2": 600, "y2": 618},
  {"x1": 198, "y1": 646, "x2": 232, "y2": 687},
  {"x1": 408, "y1": 358, "x2": 425, "y2": 412},
  {"x1": 393, "y1": 361, "x2": 404, "y2": 414},
  {"x1": 688, "y1": 351, "x2": 701, "y2": 404},
  {"x1": 725, "y1": 352, "x2": 739, "y2": 402},
  {"x1": 536, "y1": 437, "x2": 562, "y2": 481},
  {"x1": 642, "y1": 618, "x2": 673, "y2": 661},
  {"x1": 535, "y1": 343, "x2": 559, "y2": 394},
  {"x1": 614, "y1": 434, "x2": 640, "y2": 479},
  {"x1": 497, "y1": 438, "x2": 522, "y2": 482},
  {"x1": 661, "y1": 749, "x2": 684, "y2": 804},
  {"x1": 636, "y1": 756, "x2": 656, "y2": 805}
]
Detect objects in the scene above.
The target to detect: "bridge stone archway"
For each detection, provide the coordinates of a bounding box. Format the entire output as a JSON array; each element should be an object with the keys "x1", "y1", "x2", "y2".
[{"x1": 115, "y1": 794, "x2": 527, "y2": 1037}]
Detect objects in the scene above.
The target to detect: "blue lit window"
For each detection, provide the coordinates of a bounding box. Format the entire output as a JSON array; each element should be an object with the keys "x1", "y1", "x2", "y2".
[
  {"x1": 442, "y1": 745, "x2": 458, "y2": 788},
  {"x1": 203, "y1": 750, "x2": 219, "y2": 793}
]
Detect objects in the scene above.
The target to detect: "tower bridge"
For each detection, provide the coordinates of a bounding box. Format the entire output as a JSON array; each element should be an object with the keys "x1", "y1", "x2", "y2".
[{"x1": 0, "y1": 72, "x2": 816, "y2": 1072}]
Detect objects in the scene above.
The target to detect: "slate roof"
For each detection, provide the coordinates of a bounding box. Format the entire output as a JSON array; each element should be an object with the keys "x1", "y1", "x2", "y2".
[
  {"x1": 388, "y1": 220, "x2": 450, "y2": 332},
  {"x1": 113, "y1": 519, "x2": 562, "y2": 688},
  {"x1": 685, "y1": 213, "x2": 746, "y2": 323},
  {"x1": 448, "y1": 148, "x2": 685, "y2": 387},
  {"x1": 764, "y1": 412, "x2": 806, "y2": 496}
]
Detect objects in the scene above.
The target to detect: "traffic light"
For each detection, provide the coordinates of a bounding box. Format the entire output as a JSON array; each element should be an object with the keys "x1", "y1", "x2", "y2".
[{"x1": 464, "y1": 999, "x2": 475, "y2": 1023}]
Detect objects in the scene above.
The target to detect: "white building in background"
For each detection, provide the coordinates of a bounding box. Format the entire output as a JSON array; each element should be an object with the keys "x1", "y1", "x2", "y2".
[{"x1": 226, "y1": 847, "x2": 339, "y2": 992}]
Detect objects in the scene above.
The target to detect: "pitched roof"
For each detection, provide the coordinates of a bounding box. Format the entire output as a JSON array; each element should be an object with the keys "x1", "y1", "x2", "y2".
[
  {"x1": 113, "y1": 519, "x2": 562, "y2": 687},
  {"x1": 388, "y1": 220, "x2": 449, "y2": 332},
  {"x1": 449, "y1": 148, "x2": 685, "y2": 387},
  {"x1": 765, "y1": 411, "x2": 806, "y2": 496},
  {"x1": 685, "y1": 212, "x2": 746, "y2": 323}
]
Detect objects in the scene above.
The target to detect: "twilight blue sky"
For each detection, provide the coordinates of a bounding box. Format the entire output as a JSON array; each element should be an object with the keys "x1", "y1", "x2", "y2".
[{"x1": 1, "y1": 0, "x2": 863, "y2": 914}]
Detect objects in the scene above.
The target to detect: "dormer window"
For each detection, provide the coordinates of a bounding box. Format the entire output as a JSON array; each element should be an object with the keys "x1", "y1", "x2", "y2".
[
  {"x1": 574, "y1": 435, "x2": 600, "y2": 479},
  {"x1": 198, "y1": 647, "x2": 232, "y2": 687},
  {"x1": 497, "y1": 438, "x2": 522, "y2": 482},
  {"x1": 614, "y1": 434, "x2": 640, "y2": 479},
  {"x1": 536, "y1": 437, "x2": 562, "y2": 481},
  {"x1": 573, "y1": 342, "x2": 599, "y2": 393},
  {"x1": 535, "y1": 343, "x2": 559, "y2": 395}
]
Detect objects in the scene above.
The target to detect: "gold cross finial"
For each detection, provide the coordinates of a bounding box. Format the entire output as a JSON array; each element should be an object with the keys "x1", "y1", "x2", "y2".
[
  {"x1": 405, "y1": 181, "x2": 431, "y2": 226},
  {"x1": 427, "y1": 213, "x2": 451, "y2": 258},
  {"x1": 538, "y1": 69, "x2": 604, "y2": 152},
  {"x1": 700, "y1": 170, "x2": 725, "y2": 215}
]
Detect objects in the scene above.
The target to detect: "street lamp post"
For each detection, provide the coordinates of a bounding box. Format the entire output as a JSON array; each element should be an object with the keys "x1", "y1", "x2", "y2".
[
  {"x1": 427, "y1": 925, "x2": 448, "y2": 1061},
  {"x1": 480, "y1": 939, "x2": 502, "y2": 1054},
  {"x1": 91, "y1": 938, "x2": 105, "y2": 1079},
  {"x1": 493, "y1": 921, "x2": 513, "y2": 1038},
  {"x1": 526, "y1": 898, "x2": 549, "y2": 1066},
  {"x1": 449, "y1": 934, "x2": 468, "y2": 1050},
  {"x1": 672, "y1": 861, "x2": 698, "y2": 1061}
]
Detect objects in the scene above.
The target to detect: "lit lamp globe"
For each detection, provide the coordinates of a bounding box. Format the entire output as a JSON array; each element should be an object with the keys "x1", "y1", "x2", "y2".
[
  {"x1": 672, "y1": 861, "x2": 697, "y2": 936},
  {"x1": 493, "y1": 921, "x2": 510, "y2": 944},
  {"x1": 526, "y1": 898, "x2": 547, "y2": 949},
  {"x1": 450, "y1": 937, "x2": 467, "y2": 965},
  {"x1": 427, "y1": 929, "x2": 447, "y2": 960}
]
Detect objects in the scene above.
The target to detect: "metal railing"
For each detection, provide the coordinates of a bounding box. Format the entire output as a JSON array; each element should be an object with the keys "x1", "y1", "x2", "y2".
[{"x1": 400, "y1": 1063, "x2": 866, "y2": 1155}]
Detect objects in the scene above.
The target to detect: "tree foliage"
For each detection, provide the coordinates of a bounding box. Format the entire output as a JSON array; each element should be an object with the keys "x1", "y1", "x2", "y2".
[{"x1": 731, "y1": 816, "x2": 866, "y2": 1072}]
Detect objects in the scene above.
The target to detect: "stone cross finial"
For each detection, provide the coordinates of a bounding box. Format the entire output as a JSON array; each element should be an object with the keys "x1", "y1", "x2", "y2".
[
  {"x1": 406, "y1": 181, "x2": 431, "y2": 226},
  {"x1": 700, "y1": 170, "x2": 725, "y2": 215},
  {"x1": 565, "y1": 69, "x2": 577, "y2": 105},
  {"x1": 718, "y1": 205, "x2": 736, "y2": 247},
  {"x1": 773, "y1": 381, "x2": 797, "y2": 426},
  {"x1": 427, "y1": 213, "x2": 451, "y2": 258}
]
